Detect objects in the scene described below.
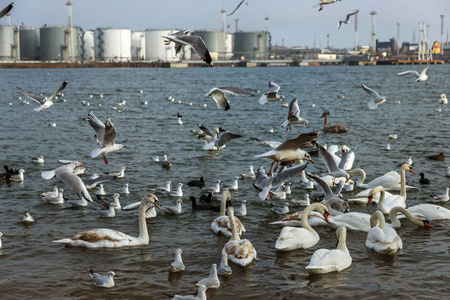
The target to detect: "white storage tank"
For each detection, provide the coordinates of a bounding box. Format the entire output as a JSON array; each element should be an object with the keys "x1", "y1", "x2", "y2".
[
  {"x1": 80, "y1": 30, "x2": 95, "y2": 61},
  {"x1": 39, "y1": 26, "x2": 80, "y2": 61},
  {"x1": 20, "y1": 28, "x2": 40, "y2": 60},
  {"x1": 0, "y1": 25, "x2": 20, "y2": 61},
  {"x1": 95, "y1": 28, "x2": 131, "y2": 62},
  {"x1": 145, "y1": 29, "x2": 190, "y2": 62},
  {"x1": 131, "y1": 31, "x2": 145, "y2": 61}
]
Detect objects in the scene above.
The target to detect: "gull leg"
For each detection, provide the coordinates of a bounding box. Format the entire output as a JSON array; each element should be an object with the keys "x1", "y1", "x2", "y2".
[
  {"x1": 273, "y1": 160, "x2": 280, "y2": 173},
  {"x1": 319, "y1": 5, "x2": 323, "y2": 11},
  {"x1": 268, "y1": 161, "x2": 275, "y2": 176},
  {"x1": 103, "y1": 154, "x2": 109, "y2": 165}
]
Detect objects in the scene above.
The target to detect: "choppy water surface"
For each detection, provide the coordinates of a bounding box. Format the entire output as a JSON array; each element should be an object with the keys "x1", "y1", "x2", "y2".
[{"x1": 0, "y1": 65, "x2": 449, "y2": 299}]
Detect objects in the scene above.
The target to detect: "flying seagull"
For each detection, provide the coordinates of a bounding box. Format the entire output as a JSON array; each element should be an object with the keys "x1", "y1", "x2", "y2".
[
  {"x1": 361, "y1": 84, "x2": 389, "y2": 110},
  {"x1": 15, "y1": 80, "x2": 68, "y2": 112},
  {"x1": 205, "y1": 86, "x2": 254, "y2": 111},
  {"x1": 227, "y1": 0, "x2": 249, "y2": 16},
  {"x1": 338, "y1": 9, "x2": 359, "y2": 29},
  {"x1": 259, "y1": 82, "x2": 285, "y2": 105},
  {"x1": 396, "y1": 60, "x2": 431, "y2": 82},
  {"x1": 162, "y1": 30, "x2": 213, "y2": 67},
  {"x1": 0, "y1": 2, "x2": 13, "y2": 19},
  {"x1": 314, "y1": 0, "x2": 341, "y2": 12},
  {"x1": 280, "y1": 98, "x2": 309, "y2": 131},
  {"x1": 88, "y1": 110, "x2": 125, "y2": 164}
]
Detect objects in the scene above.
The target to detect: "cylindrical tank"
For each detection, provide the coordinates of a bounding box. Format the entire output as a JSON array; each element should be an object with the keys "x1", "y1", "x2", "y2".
[
  {"x1": 144, "y1": 29, "x2": 190, "y2": 62},
  {"x1": 234, "y1": 31, "x2": 269, "y2": 59},
  {"x1": 20, "y1": 29, "x2": 40, "y2": 60},
  {"x1": 80, "y1": 30, "x2": 95, "y2": 61},
  {"x1": 220, "y1": 33, "x2": 233, "y2": 59},
  {"x1": 191, "y1": 30, "x2": 222, "y2": 60},
  {"x1": 39, "y1": 26, "x2": 80, "y2": 61},
  {"x1": 95, "y1": 28, "x2": 131, "y2": 62},
  {"x1": 131, "y1": 31, "x2": 145, "y2": 61},
  {"x1": 0, "y1": 25, "x2": 20, "y2": 61}
]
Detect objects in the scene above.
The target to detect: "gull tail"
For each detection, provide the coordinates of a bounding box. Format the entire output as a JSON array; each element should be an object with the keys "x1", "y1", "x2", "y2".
[
  {"x1": 91, "y1": 148, "x2": 103, "y2": 158},
  {"x1": 280, "y1": 120, "x2": 289, "y2": 128},
  {"x1": 259, "y1": 94, "x2": 268, "y2": 105}
]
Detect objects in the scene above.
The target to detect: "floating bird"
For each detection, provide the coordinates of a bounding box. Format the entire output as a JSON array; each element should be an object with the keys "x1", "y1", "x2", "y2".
[
  {"x1": 419, "y1": 173, "x2": 430, "y2": 184},
  {"x1": 88, "y1": 110, "x2": 125, "y2": 164},
  {"x1": 15, "y1": 80, "x2": 68, "y2": 112},
  {"x1": 162, "y1": 199, "x2": 183, "y2": 214},
  {"x1": 84, "y1": 173, "x2": 116, "y2": 189},
  {"x1": 30, "y1": 156, "x2": 44, "y2": 164},
  {"x1": 218, "y1": 253, "x2": 232, "y2": 275},
  {"x1": 271, "y1": 202, "x2": 290, "y2": 214},
  {"x1": 338, "y1": 10, "x2": 359, "y2": 29},
  {"x1": 96, "y1": 184, "x2": 107, "y2": 196},
  {"x1": 177, "y1": 113, "x2": 183, "y2": 125},
  {"x1": 365, "y1": 211, "x2": 403, "y2": 255},
  {"x1": 234, "y1": 200, "x2": 247, "y2": 216},
  {"x1": 205, "y1": 86, "x2": 254, "y2": 111},
  {"x1": 320, "y1": 111, "x2": 348, "y2": 132},
  {"x1": 151, "y1": 154, "x2": 172, "y2": 169},
  {"x1": 314, "y1": 0, "x2": 341, "y2": 11},
  {"x1": 162, "y1": 30, "x2": 213, "y2": 66},
  {"x1": 22, "y1": 209, "x2": 35, "y2": 223},
  {"x1": 259, "y1": 82, "x2": 285, "y2": 105},
  {"x1": 89, "y1": 269, "x2": 118, "y2": 288},
  {"x1": 41, "y1": 161, "x2": 93, "y2": 202},
  {"x1": 169, "y1": 248, "x2": 185, "y2": 272},
  {"x1": 227, "y1": 0, "x2": 248, "y2": 16},
  {"x1": 0, "y1": 232, "x2": 3, "y2": 248},
  {"x1": 104, "y1": 167, "x2": 126, "y2": 178},
  {"x1": 361, "y1": 84, "x2": 389, "y2": 110},
  {"x1": 40, "y1": 188, "x2": 65, "y2": 204},
  {"x1": 439, "y1": 93, "x2": 448, "y2": 104},
  {"x1": 190, "y1": 196, "x2": 214, "y2": 211},
  {"x1": 222, "y1": 176, "x2": 240, "y2": 191},
  {"x1": 430, "y1": 187, "x2": 449, "y2": 202},
  {"x1": 39, "y1": 185, "x2": 59, "y2": 198},
  {"x1": 203, "y1": 180, "x2": 221, "y2": 194},
  {"x1": 155, "y1": 181, "x2": 172, "y2": 193},
  {"x1": 163, "y1": 285, "x2": 208, "y2": 300},
  {"x1": 186, "y1": 176, "x2": 205, "y2": 188},
  {"x1": 165, "y1": 183, "x2": 184, "y2": 197},
  {"x1": 397, "y1": 60, "x2": 431, "y2": 82},
  {"x1": 427, "y1": 153, "x2": 445, "y2": 161},
  {"x1": 280, "y1": 98, "x2": 309, "y2": 132},
  {"x1": 240, "y1": 165, "x2": 255, "y2": 179},
  {"x1": 120, "y1": 183, "x2": 130, "y2": 194},
  {"x1": 0, "y1": 2, "x2": 13, "y2": 19},
  {"x1": 94, "y1": 202, "x2": 116, "y2": 218},
  {"x1": 196, "y1": 263, "x2": 220, "y2": 288}
]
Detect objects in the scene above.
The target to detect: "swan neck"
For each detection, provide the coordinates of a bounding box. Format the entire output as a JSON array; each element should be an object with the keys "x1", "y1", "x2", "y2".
[
  {"x1": 138, "y1": 198, "x2": 149, "y2": 242},
  {"x1": 228, "y1": 210, "x2": 240, "y2": 241},
  {"x1": 323, "y1": 114, "x2": 328, "y2": 129},
  {"x1": 337, "y1": 229, "x2": 349, "y2": 253},
  {"x1": 349, "y1": 168, "x2": 366, "y2": 185},
  {"x1": 371, "y1": 211, "x2": 386, "y2": 229},
  {"x1": 390, "y1": 206, "x2": 422, "y2": 226},
  {"x1": 301, "y1": 204, "x2": 322, "y2": 235},
  {"x1": 400, "y1": 166, "x2": 407, "y2": 198},
  {"x1": 220, "y1": 195, "x2": 227, "y2": 217}
]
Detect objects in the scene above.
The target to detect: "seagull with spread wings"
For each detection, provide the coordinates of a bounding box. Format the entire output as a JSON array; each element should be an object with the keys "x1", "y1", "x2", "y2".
[
  {"x1": 361, "y1": 84, "x2": 389, "y2": 110},
  {"x1": 162, "y1": 30, "x2": 213, "y2": 66},
  {"x1": 15, "y1": 80, "x2": 68, "y2": 112},
  {"x1": 202, "y1": 128, "x2": 243, "y2": 151},
  {"x1": 259, "y1": 82, "x2": 285, "y2": 105},
  {"x1": 281, "y1": 98, "x2": 309, "y2": 132},
  {"x1": 338, "y1": 9, "x2": 359, "y2": 29},
  {"x1": 396, "y1": 60, "x2": 431, "y2": 82},
  {"x1": 227, "y1": 0, "x2": 249, "y2": 16},
  {"x1": 205, "y1": 86, "x2": 254, "y2": 111}
]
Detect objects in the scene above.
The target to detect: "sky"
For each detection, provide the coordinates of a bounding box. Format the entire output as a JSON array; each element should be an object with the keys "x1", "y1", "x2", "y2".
[{"x1": 4, "y1": 0, "x2": 449, "y2": 49}]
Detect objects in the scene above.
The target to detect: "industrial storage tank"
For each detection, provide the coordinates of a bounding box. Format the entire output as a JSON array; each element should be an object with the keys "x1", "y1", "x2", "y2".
[
  {"x1": 234, "y1": 31, "x2": 269, "y2": 59},
  {"x1": 131, "y1": 31, "x2": 145, "y2": 61},
  {"x1": 191, "y1": 30, "x2": 222, "y2": 60},
  {"x1": 39, "y1": 26, "x2": 80, "y2": 61},
  {"x1": 80, "y1": 30, "x2": 95, "y2": 61},
  {"x1": 19, "y1": 28, "x2": 39, "y2": 60},
  {"x1": 95, "y1": 28, "x2": 131, "y2": 62},
  {"x1": 0, "y1": 25, "x2": 20, "y2": 61},
  {"x1": 144, "y1": 29, "x2": 190, "y2": 62}
]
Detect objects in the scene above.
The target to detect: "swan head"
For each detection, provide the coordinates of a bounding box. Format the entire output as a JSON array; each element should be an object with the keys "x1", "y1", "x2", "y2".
[
  {"x1": 401, "y1": 164, "x2": 415, "y2": 174},
  {"x1": 143, "y1": 194, "x2": 162, "y2": 210},
  {"x1": 422, "y1": 219, "x2": 433, "y2": 228},
  {"x1": 367, "y1": 194, "x2": 374, "y2": 206}
]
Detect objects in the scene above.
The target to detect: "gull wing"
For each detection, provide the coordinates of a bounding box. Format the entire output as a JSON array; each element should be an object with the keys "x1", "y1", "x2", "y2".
[
  {"x1": 174, "y1": 35, "x2": 213, "y2": 66},
  {"x1": 306, "y1": 172, "x2": 335, "y2": 199},
  {"x1": 276, "y1": 131, "x2": 320, "y2": 151},
  {"x1": 250, "y1": 137, "x2": 281, "y2": 149},
  {"x1": 396, "y1": 70, "x2": 420, "y2": 77},
  {"x1": 0, "y1": 2, "x2": 13, "y2": 19},
  {"x1": 361, "y1": 84, "x2": 382, "y2": 100},
  {"x1": 227, "y1": 0, "x2": 245, "y2": 16},
  {"x1": 288, "y1": 98, "x2": 301, "y2": 118},
  {"x1": 15, "y1": 85, "x2": 45, "y2": 105},
  {"x1": 56, "y1": 167, "x2": 93, "y2": 202},
  {"x1": 88, "y1": 110, "x2": 106, "y2": 144},
  {"x1": 102, "y1": 117, "x2": 117, "y2": 147},
  {"x1": 217, "y1": 131, "x2": 243, "y2": 148},
  {"x1": 47, "y1": 80, "x2": 68, "y2": 102},
  {"x1": 317, "y1": 142, "x2": 341, "y2": 173}
]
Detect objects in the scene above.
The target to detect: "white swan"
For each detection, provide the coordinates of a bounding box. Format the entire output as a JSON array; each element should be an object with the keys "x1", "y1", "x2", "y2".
[
  {"x1": 348, "y1": 168, "x2": 415, "y2": 191},
  {"x1": 211, "y1": 189, "x2": 245, "y2": 237},
  {"x1": 222, "y1": 206, "x2": 256, "y2": 267},
  {"x1": 406, "y1": 204, "x2": 450, "y2": 221},
  {"x1": 275, "y1": 203, "x2": 330, "y2": 251},
  {"x1": 53, "y1": 194, "x2": 161, "y2": 248},
  {"x1": 365, "y1": 211, "x2": 403, "y2": 255},
  {"x1": 388, "y1": 206, "x2": 433, "y2": 228},
  {"x1": 306, "y1": 227, "x2": 352, "y2": 274},
  {"x1": 328, "y1": 210, "x2": 372, "y2": 232}
]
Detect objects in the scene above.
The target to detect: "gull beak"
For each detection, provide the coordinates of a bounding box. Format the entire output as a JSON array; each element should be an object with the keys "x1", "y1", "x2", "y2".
[{"x1": 309, "y1": 159, "x2": 314, "y2": 164}]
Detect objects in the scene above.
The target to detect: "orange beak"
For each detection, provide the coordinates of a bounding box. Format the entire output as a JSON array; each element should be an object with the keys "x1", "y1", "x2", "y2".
[
  {"x1": 367, "y1": 195, "x2": 373, "y2": 206},
  {"x1": 323, "y1": 211, "x2": 330, "y2": 224},
  {"x1": 424, "y1": 220, "x2": 433, "y2": 228},
  {"x1": 409, "y1": 167, "x2": 415, "y2": 174}
]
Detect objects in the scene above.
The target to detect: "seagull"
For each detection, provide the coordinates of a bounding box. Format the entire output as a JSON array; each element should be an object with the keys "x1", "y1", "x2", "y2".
[
  {"x1": 259, "y1": 82, "x2": 285, "y2": 105},
  {"x1": 22, "y1": 209, "x2": 35, "y2": 223},
  {"x1": 205, "y1": 86, "x2": 254, "y2": 111},
  {"x1": 306, "y1": 172, "x2": 343, "y2": 200},
  {"x1": 396, "y1": 60, "x2": 431, "y2": 82},
  {"x1": 202, "y1": 180, "x2": 221, "y2": 194},
  {"x1": 104, "y1": 167, "x2": 126, "y2": 178},
  {"x1": 218, "y1": 253, "x2": 232, "y2": 275},
  {"x1": 40, "y1": 188, "x2": 65, "y2": 204},
  {"x1": 234, "y1": 200, "x2": 247, "y2": 216},
  {"x1": 317, "y1": 142, "x2": 351, "y2": 184},
  {"x1": 240, "y1": 165, "x2": 255, "y2": 179},
  {"x1": 96, "y1": 184, "x2": 107, "y2": 196},
  {"x1": 39, "y1": 185, "x2": 59, "y2": 198},
  {"x1": 430, "y1": 187, "x2": 449, "y2": 202},
  {"x1": 89, "y1": 269, "x2": 118, "y2": 288},
  {"x1": 338, "y1": 10, "x2": 359, "y2": 29},
  {"x1": 151, "y1": 154, "x2": 172, "y2": 169},
  {"x1": 202, "y1": 129, "x2": 243, "y2": 151},
  {"x1": 169, "y1": 248, "x2": 185, "y2": 272},
  {"x1": 120, "y1": 183, "x2": 130, "y2": 194},
  {"x1": 162, "y1": 30, "x2": 213, "y2": 66},
  {"x1": 165, "y1": 183, "x2": 184, "y2": 197},
  {"x1": 94, "y1": 202, "x2": 116, "y2": 218},
  {"x1": 222, "y1": 176, "x2": 240, "y2": 191},
  {"x1": 227, "y1": 0, "x2": 248, "y2": 16},
  {"x1": 30, "y1": 156, "x2": 44, "y2": 164},
  {"x1": 280, "y1": 98, "x2": 309, "y2": 132},
  {"x1": 87, "y1": 110, "x2": 125, "y2": 165},
  {"x1": 84, "y1": 173, "x2": 116, "y2": 189},
  {"x1": 163, "y1": 285, "x2": 208, "y2": 300},
  {"x1": 41, "y1": 161, "x2": 93, "y2": 202},
  {"x1": 177, "y1": 113, "x2": 183, "y2": 125},
  {"x1": 156, "y1": 180, "x2": 172, "y2": 192},
  {"x1": 361, "y1": 84, "x2": 389, "y2": 110},
  {"x1": 314, "y1": 0, "x2": 341, "y2": 12},
  {"x1": 191, "y1": 125, "x2": 226, "y2": 142},
  {"x1": 196, "y1": 264, "x2": 220, "y2": 288},
  {"x1": 0, "y1": 2, "x2": 13, "y2": 19},
  {"x1": 271, "y1": 202, "x2": 290, "y2": 214},
  {"x1": 162, "y1": 199, "x2": 183, "y2": 214},
  {"x1": 15, "y1": 80, "x2": 68, "y2": 112}
]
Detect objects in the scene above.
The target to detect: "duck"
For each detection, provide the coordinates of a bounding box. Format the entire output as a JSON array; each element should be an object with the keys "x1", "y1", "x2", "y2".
[
  {"x1": 305, "y1": 227, "x2": 352, "y2": 274},
  {"x1": 190, "y1": 196, "x2": 214, "y2": 211},
  {"x1": 89, "y1": 269, "x2": 118, "y2": 288},
  {"x1": 320, "y1": 111, "x2": 348, "y2": 133},
  {"x1": 275, "y1": 203, "x2": 330, "y2": 251},
  {"x1": 211, "y1": 189, "x2": 245, "y2": 237},
  {"x1": 222, "y1": 206, "x2": 256, "y2": 267},
  {"x1": 365, "y1": 211, "x2": 403, "y2": 255},
  {"x1": 52, "y1": 194, "x2": 162, "y2": 248},
  {"x1": 169, "y1": 248, "x2": 185, "y2": 272},
  {"x1": 218, "y1": 253, "x2": 232, "y2": 275},
  {"x1": 162, "y1": 199, "x2": 183, "y2": 214},
  {"x1": 186, "y1": 176, "x2": 206, "y2": 188},
  {"x1": 427, "y1": 153, "x2": 445, "y2": 161},
  {"x1": 419, "y1": 173, "x2": 430, "y2": 184},
  {"x1": 196, "y1": 263, "x2": 220, "y2": 288}
]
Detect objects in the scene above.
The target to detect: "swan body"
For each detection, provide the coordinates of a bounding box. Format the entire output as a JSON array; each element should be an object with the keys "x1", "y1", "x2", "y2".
[
  {"x1": 321, "y1": 111, "x2": 348, "y2": 133},
  {"x1": 211, "y1": 189, "x2": 245, "y2": 237},
  {"x1": 275, "y1": 203, "x2": 330, "y2": 251},
  {"x1": 53, "y1": 194, "x2": 161, "y2": 248},
  {"x1": 365, "y1": 211, "x2": 403, "y2": 255},
  {"x1": 407, "y1": 204, "x2": 450, "y2": 221},
  {"x1": 306, "y1": 227, "x2": 351, "y2": 274}
]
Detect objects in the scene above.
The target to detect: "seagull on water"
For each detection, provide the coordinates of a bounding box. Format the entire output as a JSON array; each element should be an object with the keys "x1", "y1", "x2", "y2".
[
  {"x1": 361, "y1": 84, "x2": 389, "y2": 110},
  {"x1": 196, "y1": 263, "x2": 220, "y2": 288},
  {"x1": 87, "y1": 110, "x2": 125, "y2": 164},
  {"x1": 15, "y1": 80, "x2": 68, "y2": 112},
  {"x1": 22, "y1": 209, "x2": 35, "y2": 223},
  {"x1": 205, "y1": 86, "x2": 254, "y2": 111},
  {"x1": 162, "y1": 30, "x2": 213, "y2": 66},
  {"x1": 338, "y1": 10, "x2": 359, "y2": 29},
  {"x1": 169, "y1": 248, "x2": 185, "y2": 272},
  {"x1": 89, "y1": 269, "x2": 118, "y2": 288},
  {"x1": 259, "y1": 82, "x2": 285, "y2": 105}
]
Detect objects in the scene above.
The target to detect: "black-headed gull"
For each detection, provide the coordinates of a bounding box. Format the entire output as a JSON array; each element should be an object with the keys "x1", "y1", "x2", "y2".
[
  {"x1": 120, "y1": 183, "x2": 130, "y2": 194},
  {"x1": 169, "y1": 248, "x2": 185, "y2": 272},
  {"x1": 162, "y1": 199, "x2": 183, "y2": 214},
  {"x1": 307, "y1": 172, "x2": 343, "y2": 200},
  {"x1": 104, "y1": 167, "x2": 126, "y2": 178},
  {"x1": 218, "y1": 253, "x2": 232, "y2": 275},
  {"x1": 22, "y1": 209, "x2": 35, "y2": 223},
  {"x1": 202, "y1": 129, "x2": 243, "y2": 151},
  {"x1": 89, "y1": 269, "x2": 118, "y2": 288},
  {"x1": 317, "y1": 142, "x2": 351, "y2": 184},
  {"x1": 202, "y1": 180, "x2": 221, "y2": 193},
  {"x1": 15, "y1": 80, "x2": 67, "y2": 112},
  {"x1": 94, "y1": 202, "x2": 116, "y2": 218},
  {"x1": 165, "y1": 183, "x2": 183, "y2": 197},
  {"x1": 191, "y1": 125, "x2": 226, "y2": 142},
  {"x1": 162, "y1": 30, "x2": 213, "y2": 66},
  {"x1": 314, "y1": 0, "x2": 341, "y2": 11},
  {"x1": 40, "y1": 188, "x2": 65, "y2": 204},
  {"x1": 338, "y1": 9, "x2": 359, "y2": 29},
  {"x1": 227, "y1": 0, "x2": 248, "y2": 16},
  {"x1": 259, "y1": 82, "x2": 285, "y2": 105},
  {"x1": 30, "y1": 156, "x2": 44, "y2": 164},
  {"x1": 96, "y1": 184, "x2": 107, "y2": 196},
  {"x1": 234, "y1": 200, "x2": 247, "y2": 216},
  {"x1": 163, "y1": 284, "x2": 208, "y2": 300},
  {"x1": 430, "y1": 187, "x2": 449, "y2": 202},
  {"x1": 271, "y1": 202, "x2": 290, "y2": 214},
  {"x1": 0, "y1": 2, "x2": 13, "y2": 19},
  {"x1": 196, "y1": 263, "x2": 220, "y2": 288},
  {"x1": 205, "y1": 86, "x2": 254, "y2": 111},
  {"x1": 84, "y1": 173, "x2": 116, "y2": 189},
  {"x1": 39, "y1": 185, "x2": 59, "y2": 197},
  {"x1": 361, "y1": 84, "x2": 389, "y2": 110},
  {"x1": 87, "y1": 110, "x2": 125, "y2": 165},
  {"x1": 41, "y1": 162, "x2": 93, "y2": 202},
  {"x1": 240, "y1": 165, "x2": 255, "y2": 179},
  {"x1": 396, "y1": 60, "x2": 431, "y2": 82},
  {"x1": 280, "y1": 98, "x2": 309, "y2": 132},
  {"x1": 222, "y1": 176, "x2": 240, "y2": 191}
]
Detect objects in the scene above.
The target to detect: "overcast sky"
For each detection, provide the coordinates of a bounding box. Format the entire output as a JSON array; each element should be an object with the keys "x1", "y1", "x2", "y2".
[{"x1": 4, "y1": 0, "x2": 449, "y2": 49}]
